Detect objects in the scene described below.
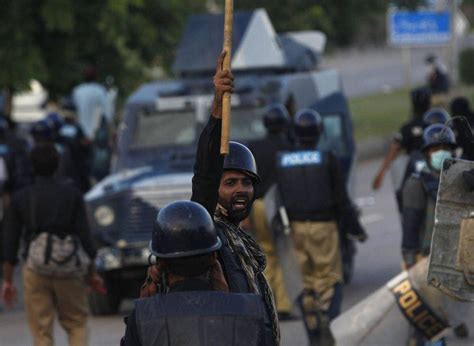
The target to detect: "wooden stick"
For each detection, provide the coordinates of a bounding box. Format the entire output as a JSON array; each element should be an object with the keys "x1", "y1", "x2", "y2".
[{"x1": 220, "y1": 0, "x2": 233, "y2": 155}]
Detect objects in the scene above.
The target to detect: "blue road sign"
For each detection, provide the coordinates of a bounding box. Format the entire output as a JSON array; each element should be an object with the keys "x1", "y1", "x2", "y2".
[{"x1": 388, "y1": 11, "x2": 452, "y2": 46}]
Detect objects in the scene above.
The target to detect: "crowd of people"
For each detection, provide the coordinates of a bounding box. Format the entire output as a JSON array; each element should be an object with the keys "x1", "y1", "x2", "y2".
[
  {"x1": 0, "y1": 49, "x2": 473, "y2": 346},
  {"x1": 0, "y1": 67, "x2": 115, "y2": 345}
]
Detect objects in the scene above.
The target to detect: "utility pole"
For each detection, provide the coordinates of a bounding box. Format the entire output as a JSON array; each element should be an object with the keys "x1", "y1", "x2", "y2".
[{"x1": 450, "y1": 0, "x2": 460, "y2": 85}]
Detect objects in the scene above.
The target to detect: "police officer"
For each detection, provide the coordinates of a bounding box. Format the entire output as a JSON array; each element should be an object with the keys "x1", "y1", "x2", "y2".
[
  {"x1": 401, "y1": 124, "x2": 457, "y2": 269},
  {"x1": 57, "y1": 98, "x2": 92, "y2": 192},
  {"x1": 397, "y1": 108, "x2": 452, "y2": 203},
  {"x1": 275, "y1": 109, "x2": 366, "y2": 345},
  {"x1": 123, "y1": 200, "x2": 268, "y2": 346},
  {"x1": 140, "y1": 51, "x2": 279, "y2": 345},
  {"x1": 247, "y1": 104, "x2": 293, "y2": 319},
  {"x1": 401, "y1": 124, "x2": 468, "y2": 345},
  {"x1": 425, "y1": 54, "x2": 450, "y2": 103},
  {"x1": 373, "y1": 87, "x2": 432, "y2": 191},
  {"x1": 30, "y1": 120, "x2": 77, "y2": 187}
]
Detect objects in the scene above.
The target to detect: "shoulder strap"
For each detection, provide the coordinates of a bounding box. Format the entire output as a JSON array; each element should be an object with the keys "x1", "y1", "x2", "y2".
[{"x1": 29, "y1": 188, "x2": 37, "y2": 236}]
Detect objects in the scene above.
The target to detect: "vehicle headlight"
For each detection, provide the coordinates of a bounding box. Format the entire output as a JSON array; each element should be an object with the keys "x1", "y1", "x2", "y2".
[{"x1": 94, "y1": 205, "x2": 115, "y2": 227}]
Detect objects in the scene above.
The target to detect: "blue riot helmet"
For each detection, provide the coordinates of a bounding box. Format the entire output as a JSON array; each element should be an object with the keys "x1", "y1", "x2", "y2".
[
  {"x1": 263, "y1": 104, "x2": 289, "y2": 132},
  {"x1": 294, "y1": 109, "x2": 323, "y2": 143},
  {"x1": 421, "y1": 124, "x2": 457, "y2": 152},
  {"x1": 150, "y1": 201, "x2": 221, "y2": 259},
  {"x1": 30, "y1": 120, "x2": 53, "y2": 142},
  {"x1": 223, "y1": 141, "x2": 260, "y2": 183},
  {"x1": 423, "y1": 108, "x2": 450, "y2": 125},
  {"x1": 45, "y1": 112, "x2": 65, "y2": 134}
]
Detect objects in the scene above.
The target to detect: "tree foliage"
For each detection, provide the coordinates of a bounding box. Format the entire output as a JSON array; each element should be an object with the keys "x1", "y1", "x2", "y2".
[
  {"x1": 235, "y1": 0, "x2": 387, "y2": 46},
  {"x1": 0, "y1": 0, "x2": 206, "y2": 96}
]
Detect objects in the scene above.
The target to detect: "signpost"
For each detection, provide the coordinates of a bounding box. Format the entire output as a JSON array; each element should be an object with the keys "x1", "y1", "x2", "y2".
[
  {"x1": 388, "y1": 9, "x2": 453, "y2": 89},
  {"x1": 388, "y1": 11, "x2": 452, "y2": 47}
]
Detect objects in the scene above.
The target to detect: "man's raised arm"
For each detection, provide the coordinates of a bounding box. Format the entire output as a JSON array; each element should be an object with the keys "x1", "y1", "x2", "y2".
[{"x1": 191, "y1": 52, "x2": 234, "y2": 215}]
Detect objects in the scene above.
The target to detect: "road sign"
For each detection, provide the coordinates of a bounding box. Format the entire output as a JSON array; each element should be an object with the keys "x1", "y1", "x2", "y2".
[{"x1": 388, "y1": 10, "x2": 452, "y2": 47}]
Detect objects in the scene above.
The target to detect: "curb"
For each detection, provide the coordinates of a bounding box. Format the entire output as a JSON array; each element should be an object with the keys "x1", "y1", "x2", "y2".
[{"x1": 356, "y1": 136, "x2": 391, "y2": 162}]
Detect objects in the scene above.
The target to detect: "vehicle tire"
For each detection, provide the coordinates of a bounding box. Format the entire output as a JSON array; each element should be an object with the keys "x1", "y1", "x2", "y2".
[{"x1": 88, "y1": 277, "x2": 121, "y2": 315}]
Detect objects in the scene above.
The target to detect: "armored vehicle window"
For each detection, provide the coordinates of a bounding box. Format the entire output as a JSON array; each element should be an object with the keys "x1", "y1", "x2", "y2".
[
  {"x1": 231, "y1": 106, "x2": 266, "y2": 142},
  {"x1": 319, "y1": 114, "x2": 350, "y2": 156},
  {"x1": 132, "y1": 110, "x2": 196, "y2": 148}
]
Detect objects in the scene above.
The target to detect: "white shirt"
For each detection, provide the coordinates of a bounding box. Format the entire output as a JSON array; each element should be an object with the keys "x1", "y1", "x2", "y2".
[{"x1": 72, "y1": 82, "x2": 110, "y2": 139}]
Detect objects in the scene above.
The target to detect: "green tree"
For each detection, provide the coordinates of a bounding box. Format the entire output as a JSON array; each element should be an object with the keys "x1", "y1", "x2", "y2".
[
  {"x1": 0, "y1": 0, "x2": 206, "y2": 103},
  {"x1": 235, "y1": 0, "x2": 387, "y2": 46}
]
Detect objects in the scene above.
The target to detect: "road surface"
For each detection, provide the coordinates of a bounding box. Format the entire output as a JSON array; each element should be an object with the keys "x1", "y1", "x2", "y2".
[
  {"x1": 322, "y1": 34, "x2": 474, "y2": 98},
  {"x1": 1, "y1": 159, "x2": 472, "y2": 345}
]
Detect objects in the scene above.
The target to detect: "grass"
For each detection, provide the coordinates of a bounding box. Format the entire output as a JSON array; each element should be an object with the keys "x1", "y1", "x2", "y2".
[{"x1": 349, "y1": 85, "x2": 474, "y2": 141}]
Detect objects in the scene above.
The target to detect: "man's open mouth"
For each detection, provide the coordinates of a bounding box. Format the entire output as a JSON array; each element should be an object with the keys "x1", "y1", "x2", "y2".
[{"x1": 232, "y1": 197, "x2": 249, "y2": 210}]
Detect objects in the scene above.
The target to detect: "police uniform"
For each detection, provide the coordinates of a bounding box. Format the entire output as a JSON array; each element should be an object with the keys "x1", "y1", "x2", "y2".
[
  {"x1": 401, "y1": 124, "x2": 471, "y2": 344},
  {"x1": 275, "y1": 110, "x2": 366, "y2": 346},
  {"x1": 126, "y1": 280, "x2": 267, "y2": 346},
  {"x1": 58, "y1": 121, "x2": 91, "y2": 192},
  {"x1": 392, "y1": 117, "x2": 428, "y2": 211},
  {"x1": 124, "y1": 201, "x2": 268, "y2": 346},
  {"x1": 276, "y1": 149, "x2": 345, "y2": 314},
  {"x1": 401, "y1": 165, "x2": 439, "y2": 266},
  {"x1": 401, "y1": 124, "x2": 457, "y2": 268},
  {"x1": 249, "y1": 131, "x2": 293, "y2": 315}
]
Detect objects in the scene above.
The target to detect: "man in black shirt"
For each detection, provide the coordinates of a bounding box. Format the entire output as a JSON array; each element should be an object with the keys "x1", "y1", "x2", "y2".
[
  {"x1": 372, "y1": 87, "x2": 432, "y2": 211},
  {"x1": 1, "y1": 143, "x2": 103, "y2": 346},
  {"x1": 140, "y1": 52, "x2": 279, "y2": 345}
]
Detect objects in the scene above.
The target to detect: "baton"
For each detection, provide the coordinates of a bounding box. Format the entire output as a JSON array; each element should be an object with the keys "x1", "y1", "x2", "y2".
[{"x1": 220, "y1": 0, "x2": 233, "y2": 155}]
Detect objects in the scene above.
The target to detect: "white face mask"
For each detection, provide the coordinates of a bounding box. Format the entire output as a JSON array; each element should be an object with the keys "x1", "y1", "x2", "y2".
[{"x1": 430, "y1": 150, "x2": 452, "y2": 171}]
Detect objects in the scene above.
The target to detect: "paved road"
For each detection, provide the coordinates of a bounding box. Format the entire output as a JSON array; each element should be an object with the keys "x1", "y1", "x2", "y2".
[
  {"x1": 322, "y1": 34, "x2": 474, "y2": 98},
  {"x1": 0, "y1": 159, "x2": 472, "y2": 345}
]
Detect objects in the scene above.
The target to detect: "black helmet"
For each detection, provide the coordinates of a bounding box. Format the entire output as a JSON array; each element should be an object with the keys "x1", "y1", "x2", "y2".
[
  {"x1": 223, "y1": 141, "x2": 260, "y2": 183},
  {"x1": 30, "y1": 120, "x2": 53, "y2": 141},
  {"x1": 422, "y1": 124, "x2": 457, "y2": 151},
  {"x1": 423, "y1": 108, "x2": 450, "y2": 125},
  {"x1": 294, "y1": 109, "x2": 323, "y2": 142},
  {"x1": 450, "y1": 96, "x2": 472, "y2": 118},
  {"x1": 411, "y1": 87, "x2": 431, "y2": 116},
  {"x1": 263, "y1": 104, "x2": 289, "y2": 131},
  {"x1": 150, "y1": 201, "x2": 221, "y2": 258}
]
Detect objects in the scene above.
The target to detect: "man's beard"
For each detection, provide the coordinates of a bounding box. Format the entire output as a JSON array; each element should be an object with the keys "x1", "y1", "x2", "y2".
[{"x1": 218, "y1": 194, "x2": 254, "y2": 224}]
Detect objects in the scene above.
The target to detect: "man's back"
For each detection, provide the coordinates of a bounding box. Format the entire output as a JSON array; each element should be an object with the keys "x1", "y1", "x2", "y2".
[
  {"x1": 133, "y1": 290, "x2": 266, "y2": 346},
  {"x1": 72, "y1": 82, "x2": 108, "y2": 139},
  {"x1": 249, "y1": 134, "x2": 292, "y2": 199},
  {"x1": 3, "y1": 177, "x2": 96, "y2": 264}
]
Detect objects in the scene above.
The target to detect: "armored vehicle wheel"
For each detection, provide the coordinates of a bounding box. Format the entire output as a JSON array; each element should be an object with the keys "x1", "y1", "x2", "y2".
[{"x1": 88, "y1": 276, "x2": 121, "y2": 315}]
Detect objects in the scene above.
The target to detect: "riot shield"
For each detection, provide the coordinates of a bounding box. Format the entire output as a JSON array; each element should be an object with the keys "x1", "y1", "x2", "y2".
[
  {"x1": 428, "y1": 158, "x2": 474, "y2": 301},
  {"x1": 331, "y1": 258, "x2": 472, "y2": 345},
  {"x1": 263, "y1": 184, "x2": 305, "y2": 305}
]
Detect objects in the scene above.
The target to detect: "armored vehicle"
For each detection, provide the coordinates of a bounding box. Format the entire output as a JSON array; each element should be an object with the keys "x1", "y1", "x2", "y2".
[{"x1": 85, "y1": 8, "x2": 356, "y2": 314}]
